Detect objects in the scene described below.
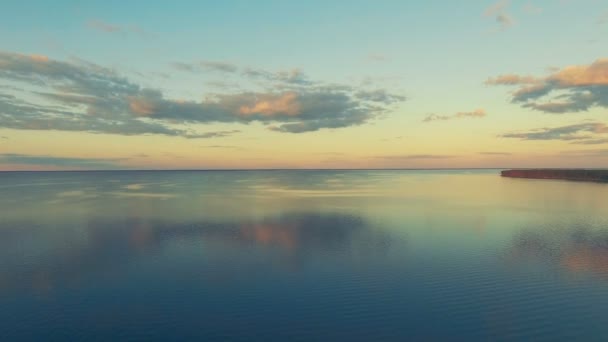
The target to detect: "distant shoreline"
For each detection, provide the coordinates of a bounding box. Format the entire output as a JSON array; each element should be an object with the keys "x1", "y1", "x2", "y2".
[
  {"x1": 0, "y1": 168, "x2": 607, "y2": 173},
  {"x1": 501, "y1": 169, "x2": 608, "y2": 183}
]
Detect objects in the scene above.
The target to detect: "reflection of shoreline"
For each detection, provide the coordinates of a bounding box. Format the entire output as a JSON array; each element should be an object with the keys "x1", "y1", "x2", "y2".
[
  {"x1": 508, "y1": 224, "x2": 608, "y2": 277},
  {"x1": 0, "y1": 213, "x2": 394, "y2": 295}
]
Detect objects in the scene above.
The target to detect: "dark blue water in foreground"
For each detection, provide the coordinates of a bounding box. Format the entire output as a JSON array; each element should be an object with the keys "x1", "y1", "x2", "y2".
[{"x1": 1, "y1": 170, "x2": 608, "y2": 341}]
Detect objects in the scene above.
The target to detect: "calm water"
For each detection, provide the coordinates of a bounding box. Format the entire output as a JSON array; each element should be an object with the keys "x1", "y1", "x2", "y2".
[{"x1": 1, "y1": 170, "x2": 607, "y2": 340}]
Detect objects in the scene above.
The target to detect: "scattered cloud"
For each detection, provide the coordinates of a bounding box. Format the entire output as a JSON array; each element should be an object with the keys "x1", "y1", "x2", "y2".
[
  {"x1": 500, "y1": 122, "x2": 608, "y2": 144},
  {"x1": 559, "y1": 149, "x2": 608, "y2": 157},
  {"x1": 485, "y1": 74, "x2": 538, "y2": 85},
  {"x1": 496, "y1": 13, "x2": 514, "y2": 28},
  {"x1": 574, "y1": 138, "x2": 608, "y2": 145},
  {"x1": 243, "y1": 67, "x2": 310, "y2": 85},
  {"x1": 599, "y1": 11, "x2": 608, "y2": 24},
  {"x1": 423, "y1": 108, "x2": 486, "y2": 122},
  {"x1": 88, "y1": 20, "x2": 122, "y2": 33},
  {"x1": 317, "y1": 152, "x2": 346, "y2": 156},
  {"x1": 173, "y1": 61, "x2": 239, "y2": 73},
  {"x1": 0, "y1": 51, "x2": 405, "y2": 136},
  {"x1": 87, "y1": 20, "x2": 152, "y2": 38},
  {"x1": 523, "y1": 3, "x2": 542, "y2": 15},
  {"x1": 0, "y1": 136, "x2": 7, "y2": 139},
  {"x1": 356, "y1": 89, "x2": 406, "y2": 103},
  {"x1": 197, "y1": 130, "x2": 241, "y2": 138},
  {"x1": 479, "y1": 152, "x2": 512, "y2": 155},
  {"x1": 200, "y1": 61, "x2": 239, "y2": 73},
  {"x1": 488, "y1": 58, "x2": 608, "y2": 113},
  {"x1": 200, "y1": 145, "x2": 242, "y2": 149},
  {"x1": 484, "y1": 0, "x2": 514, "y2": 30},
  {"x1": 0, "y1": 153, "x2": 126, "y2": 168},
  {"x1": 380, "y1": 136, "x2": 404, "y2": 142},
  {"x1": 366, "y1": 54, "x2": 388, "y2": 62},
  {"x1": 374, "y1": 154, "x2": 456, "y2": 160},
  {"x1": 172, "y1": 61, "x2": 310, "y2": 85},
  {"x1": 238, "y1": 92, "x2": 300, "y2": 116}
]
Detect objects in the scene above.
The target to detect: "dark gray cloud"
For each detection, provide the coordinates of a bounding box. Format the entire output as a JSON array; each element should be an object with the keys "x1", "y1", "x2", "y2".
[
  {"x1": 487, "y1": 58, "x2": 608, "y2": 114},
  {"x1": 0, "y1": 154, "x2": 126, "y2": 168},
  {"x1": 0, "y1": 51, "x2": 404, "y2": 136},
  {"x1": 500, "y1": 122, "x2": 608, "y2": 142}
]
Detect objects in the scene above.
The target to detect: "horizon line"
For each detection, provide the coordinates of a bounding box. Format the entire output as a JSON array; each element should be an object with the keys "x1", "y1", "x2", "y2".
[{"x1": 1, "y1": 167, "x2": 607, "y2": 172}]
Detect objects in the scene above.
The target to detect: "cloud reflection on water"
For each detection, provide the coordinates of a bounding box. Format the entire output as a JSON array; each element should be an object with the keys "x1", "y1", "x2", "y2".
[
  {"x1": 508, "y1": 222, "x2": 608, "y2": 278},
  {"x1": 0, "y1": 213, "x2": 394, "y2": 295}
]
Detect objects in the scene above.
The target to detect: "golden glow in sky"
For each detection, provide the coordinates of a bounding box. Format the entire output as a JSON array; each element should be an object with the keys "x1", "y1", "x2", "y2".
[{"x1": 0, "y1": 1, "x2": 607, "y2": 170}]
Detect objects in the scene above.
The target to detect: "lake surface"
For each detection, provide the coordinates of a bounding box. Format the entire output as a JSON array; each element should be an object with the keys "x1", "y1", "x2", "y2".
[{"x1": 1, "y1": 170, "x2": 608, "y2": 340}]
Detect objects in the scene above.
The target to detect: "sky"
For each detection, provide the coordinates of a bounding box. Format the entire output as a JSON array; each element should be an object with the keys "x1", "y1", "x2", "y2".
[{"x1": 0, "y1": 0, "x2": 607, "y2": 170}]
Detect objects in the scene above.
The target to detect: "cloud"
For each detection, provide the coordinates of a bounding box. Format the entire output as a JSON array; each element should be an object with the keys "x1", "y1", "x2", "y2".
[
  {"x1": 559, "y1": 149, "x2": 608, "y2": 157},
  {"x1": 0, "y1": 136, "x2": 7, "y2": 139},
  {"x1": 196, "y1": 130, "x2": 241, "y2": 138},
  {"x1": 0, "y1": 51, "x2": 405, "y2": 135},
  {"x1": 523, "y1": 3, "x2": 543, "y2": 14},
  {"x1": 500, "y1": 122, "x2": 608, "y2": 143},
  {"x1": 355, "y1": 89, "x2": 406, "y2": 103},
  {"x1": 374, "y1": 154, "x2": 456, "y2": 160},
  {"x1": 485, "y1": 74, "x2": 538, "y2": 85},
  {"x1": 173, "y1": 60, "x2": 310, "y2": 85},
  {"x1": 0, "y1": 154, "x2": 125, "y2": 168},
  {"x1": 599, "y1": 11, "x2": 608, "y2": 24},
  {"x1": 366, "y1": 54, "x2": 388, "y2": 62},
  {"x1": 317, "y1": 152, "x2": 346, "y2": 156},
  {"x1": 496, "y1": 13, "x2": 514, "y2": 27},
  {"x1": 173, "y1": 61, "x2": 239, "y2": 73},
  {"x1": 200, "y1": 145, "x2": 241, "y2": 149},
  {"x1": 423, "y1": 108, "x2": 486, "y2": 122},
  {"x1": 484, "y1": 0, "x2": 514, "y2": 30},
  {"x1": 238, "y1": 92, "x2": 301, "y2": 116},
  {"x1": 243, "y1": 67, "x2": 310, "y2": 85},
  {"x1": 88, "y1": 20, "x2": 122, "y2": 33},
  {"x1": 574, "y1": 138, "x2": 608, "y2": 145},
  {"x1": 87, "y1": 20, "x2": 152, "y2": 38},
  {"x1": 479, "y1": 152, "x2": 512, "y2": 155},
  {"x1": 488, "y1": 58, "x2": 608, "y2": 113},
  {"x1": 200, "y1": 61, "x2": 239, "y2": 73}
]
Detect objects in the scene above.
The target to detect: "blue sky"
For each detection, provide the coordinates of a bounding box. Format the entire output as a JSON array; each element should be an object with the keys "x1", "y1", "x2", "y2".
[{"x1": 0, "y1": 0, "x2": 607, "y2": 169}]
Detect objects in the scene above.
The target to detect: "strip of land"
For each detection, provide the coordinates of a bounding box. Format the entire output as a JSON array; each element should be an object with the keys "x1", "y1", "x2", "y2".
[{"x1": 501, "y1": 169, "x2": 608, "y2": 183}]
